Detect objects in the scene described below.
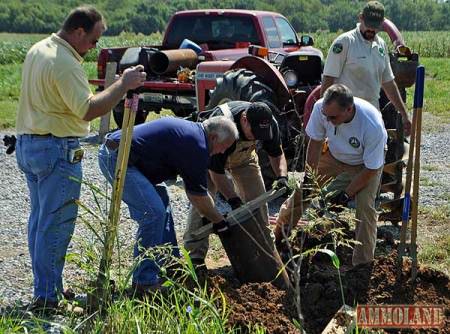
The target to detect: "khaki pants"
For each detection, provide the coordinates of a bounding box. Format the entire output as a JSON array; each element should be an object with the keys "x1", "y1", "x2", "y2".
[
  {"x1": 183, "y1": 141, "x2": 269, "y2": 260},
  {"x1": 277, "y1": 151, "x2": 382, "y2": 266}
]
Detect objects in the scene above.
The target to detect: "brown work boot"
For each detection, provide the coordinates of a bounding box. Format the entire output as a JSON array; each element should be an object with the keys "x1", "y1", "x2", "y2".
[
  {"x1": 162, "y1": 261, "x2": 185, "y2": 282},
  {"x1": 61, "y1": 288, "x2": 76, "y2": 300}
]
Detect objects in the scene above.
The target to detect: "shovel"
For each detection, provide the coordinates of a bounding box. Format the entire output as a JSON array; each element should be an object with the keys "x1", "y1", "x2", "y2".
[{"x1": 397, "y1": 65, "x2": 425, "y2": 281}]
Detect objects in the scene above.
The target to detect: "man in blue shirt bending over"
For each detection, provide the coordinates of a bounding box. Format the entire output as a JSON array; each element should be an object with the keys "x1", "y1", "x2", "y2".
[{"x1": 98, "y1": 116, "x2": 238, "y2": 295}]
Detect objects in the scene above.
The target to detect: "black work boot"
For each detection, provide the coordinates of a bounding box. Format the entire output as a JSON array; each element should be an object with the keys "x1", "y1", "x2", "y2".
[
  {"x1": 127, "y1": 282, "x2": 169, "y2": 300},
  {"x1": 25, "y1": 297, "x2": 59, "y2": 315},
  {"x1": 191, "y1": 258, "x2": 208, "y2": 286}
]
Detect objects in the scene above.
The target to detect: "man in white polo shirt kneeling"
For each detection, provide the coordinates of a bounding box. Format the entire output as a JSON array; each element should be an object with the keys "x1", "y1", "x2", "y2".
[{"x1": 275, "y1": 84, "x2": 387, "y2": 267}]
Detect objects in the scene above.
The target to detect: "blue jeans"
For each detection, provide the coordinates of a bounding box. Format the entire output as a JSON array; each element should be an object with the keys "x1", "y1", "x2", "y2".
[
  {"x1": 98, "y1": 144, "x2": 179, "y2": 285},
  {"x1": 15, "y1": 135, "x2": 82, "y2": 301}
]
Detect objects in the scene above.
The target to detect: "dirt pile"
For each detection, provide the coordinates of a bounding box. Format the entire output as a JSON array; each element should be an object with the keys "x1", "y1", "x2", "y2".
[
  {"x1": 301, "y1": 251, "x2": 450, "y2": 333},
  {"x1": 207, "y1": 251, "x2": 449, "y2": 333},
  {"x1": 208, "y1": 272, "x2": 299, "y2": 333}
]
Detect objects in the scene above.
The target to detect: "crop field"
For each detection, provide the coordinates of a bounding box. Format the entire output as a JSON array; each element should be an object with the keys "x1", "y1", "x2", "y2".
[
  {"x1": 0, "y1": 32, "x2": 163, "y2": 64},
  {"x1": 0, "y1": 31, "x2": 448, "y2": 130},
  {"x1": 0, "y1": 30, "x2": 449, "y2": 65}
]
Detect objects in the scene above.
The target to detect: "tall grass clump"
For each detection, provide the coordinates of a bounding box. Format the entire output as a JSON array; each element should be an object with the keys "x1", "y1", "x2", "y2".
[
  {"x1": 0, "y1": 178, "x2": 236, "y2": 333},
  {"x1": 69, "y1": 178, "x2": 232, "y2": 327}
]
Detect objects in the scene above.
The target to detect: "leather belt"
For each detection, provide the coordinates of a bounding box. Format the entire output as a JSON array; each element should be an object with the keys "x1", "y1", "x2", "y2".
[
  {"x1": 26, "y1": 134, "x2": 79, "y2": 139},
  {"x1": 33, "y1": 133, "x2": 52, "y2": 137}
]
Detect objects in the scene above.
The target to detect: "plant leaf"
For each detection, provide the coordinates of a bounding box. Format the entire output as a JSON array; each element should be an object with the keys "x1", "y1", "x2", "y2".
[{"x1": 317, "y1": 248, "x2": 340, "y2": 269}]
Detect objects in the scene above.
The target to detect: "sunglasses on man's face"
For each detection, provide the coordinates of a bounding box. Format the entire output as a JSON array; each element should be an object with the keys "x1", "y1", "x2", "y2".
[{"x1": 362, "y1": 21, "x2": 380, "y2": 33}]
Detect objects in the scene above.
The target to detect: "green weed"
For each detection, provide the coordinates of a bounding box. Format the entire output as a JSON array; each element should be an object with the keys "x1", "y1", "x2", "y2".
[
  {"x1": 0, "y1": 177, "x2": 238, "y2": 333},
  {"x1": 418, "y1": 234, "x2": 450, "y2": 274},
  {"x1": 422, "y1": 164, "x2": 440, "y2": 171},
  {"x1": 419, "y1": 204, "x2": 450, "y2": 223},
  {"x1": 420, "y1": 176, "x2": 440, "y2": 187}
]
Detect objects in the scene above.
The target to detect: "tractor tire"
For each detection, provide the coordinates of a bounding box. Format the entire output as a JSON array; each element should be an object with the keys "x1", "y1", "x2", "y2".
[
  {"x1": 207, "y1": 69, "x2": 289, "y2": 189},
  {"x1": 379, "y1": 88, "x2": 406, "y2": 167},
  {"x1": 378, "y1": 88, "x2": 407, "y2": 224},
  {"x1": 112, "y1": 100, "x2": 149, "y2": 129}
]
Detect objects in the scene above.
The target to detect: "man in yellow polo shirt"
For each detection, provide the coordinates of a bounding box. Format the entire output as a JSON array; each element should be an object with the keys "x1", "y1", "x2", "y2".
[{"x1": 15, "y1": 6, "x2": 145, "y2": 311}]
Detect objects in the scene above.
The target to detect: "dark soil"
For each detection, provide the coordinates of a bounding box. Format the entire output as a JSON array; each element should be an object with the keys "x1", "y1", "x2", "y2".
[
  {"x1": 301, "y1": 250, "x2": 450, "y2": 334},
  {"x1": 206, "y1": 244, "x2": 449, "y2": 333},
  {"x1": 210, "y1": 274, "x2": 299, "y2": 333}
]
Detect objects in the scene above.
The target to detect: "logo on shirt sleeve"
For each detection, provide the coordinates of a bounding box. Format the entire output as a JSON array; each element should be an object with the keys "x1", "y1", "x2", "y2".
[
  {"x1": 349, "y1": 137, "x2": 361, "y2": 148},
  {"x1": 332, "y1": 43, "x2": 343, "y2": 54},
  {"x1": 378, "y1": 47, "x2": 385, "y2": 56}
]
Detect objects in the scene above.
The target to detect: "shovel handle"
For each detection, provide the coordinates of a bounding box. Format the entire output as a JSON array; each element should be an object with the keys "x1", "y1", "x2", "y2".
[
  {"x1": 413, "y1": 66, "x2": 425, "y2": 109},
  {"x1": 191, "y1": 188, "x2": 286, "y2": 240},
  {"x1": 410, "y1": 66, "x2": 425, "y2": 280},
  {"x1": 398, "y1": 65, "x2": 424, "y2": 263}
]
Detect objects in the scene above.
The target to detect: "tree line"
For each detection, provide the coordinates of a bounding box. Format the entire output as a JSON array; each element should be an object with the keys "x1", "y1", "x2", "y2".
[{"x1": 1, "y1": 0, "x2": 448, "y2": 35}]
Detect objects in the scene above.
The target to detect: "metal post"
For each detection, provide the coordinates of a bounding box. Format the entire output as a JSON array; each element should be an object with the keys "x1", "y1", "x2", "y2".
[
  {"x1": 98, "y1": 62, "x2": 117, "y2": 143},
  {"x1": 95, "y1": 90, "x2": 138, "y2": 308}
]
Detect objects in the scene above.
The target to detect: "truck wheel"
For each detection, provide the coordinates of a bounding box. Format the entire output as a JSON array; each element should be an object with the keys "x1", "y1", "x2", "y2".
[
  {"x1": 207, "y1": 69, "x2": 288, "y2": 189},
  {"x1": 112, "y1": 101, "x2": 149, "y2": 129}
]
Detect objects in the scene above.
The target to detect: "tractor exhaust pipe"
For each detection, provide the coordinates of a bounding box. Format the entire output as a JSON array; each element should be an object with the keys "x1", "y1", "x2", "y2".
[{"x1": 149, "y1": 49, "x2": 198, "y2": 75}]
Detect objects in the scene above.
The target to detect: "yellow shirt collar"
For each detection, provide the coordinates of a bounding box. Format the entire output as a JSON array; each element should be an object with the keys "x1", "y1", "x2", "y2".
[{"x1": 50, "y1": 33, "x2": 84, "y2": 63}]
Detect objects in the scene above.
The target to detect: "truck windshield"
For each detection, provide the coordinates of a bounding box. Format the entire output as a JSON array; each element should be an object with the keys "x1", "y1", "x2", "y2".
[
  {"x1": 165, "y1": 15, "x2": 260, "y2": 50},
  {"x1": 275, "y1": 17, "x2": 298, "y2": 45}
]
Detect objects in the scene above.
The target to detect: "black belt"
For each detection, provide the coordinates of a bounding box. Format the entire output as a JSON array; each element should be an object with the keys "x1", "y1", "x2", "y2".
[{"x1": 26, "y1": 134, "x2": 79, "y2": 139}]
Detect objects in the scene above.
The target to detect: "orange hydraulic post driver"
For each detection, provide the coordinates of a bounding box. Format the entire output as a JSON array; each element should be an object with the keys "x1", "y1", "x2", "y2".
[{"x1": 92, "y1": 89, "x2": 138, "y2": 310}]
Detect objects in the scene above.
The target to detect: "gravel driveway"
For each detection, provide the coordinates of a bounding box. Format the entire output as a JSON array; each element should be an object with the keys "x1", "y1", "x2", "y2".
[{"x1": 1, "y1": 120, "x2": 449, "y2": 307}]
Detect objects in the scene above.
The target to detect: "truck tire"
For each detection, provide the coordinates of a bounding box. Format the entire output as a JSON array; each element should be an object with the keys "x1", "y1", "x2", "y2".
[
  {"x1": 112, "y1": 101, "x2": 149, "y2": 129},
  {"x1": 303, "y1": 85, "x2": 321, "y2": 128},
  {"x1": 207, "y1": 69, "x2": 289, "y2": 189}
]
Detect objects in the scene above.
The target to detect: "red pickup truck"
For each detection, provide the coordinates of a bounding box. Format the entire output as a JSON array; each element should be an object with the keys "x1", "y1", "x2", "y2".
[{"x1": 90, "y1": 9, "x2": 321, "y2": 126}]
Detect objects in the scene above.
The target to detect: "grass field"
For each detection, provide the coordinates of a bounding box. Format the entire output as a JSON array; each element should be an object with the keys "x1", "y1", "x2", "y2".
[
  {"x1": 0, "y1": 58, "x2": 448, "y2": 129},
  {"x1": 1, "y1": 30, "x2": 449, "y2": 65},
  {"x1": 0, "y1": 32, "x2": 449, "y2": 129}
]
